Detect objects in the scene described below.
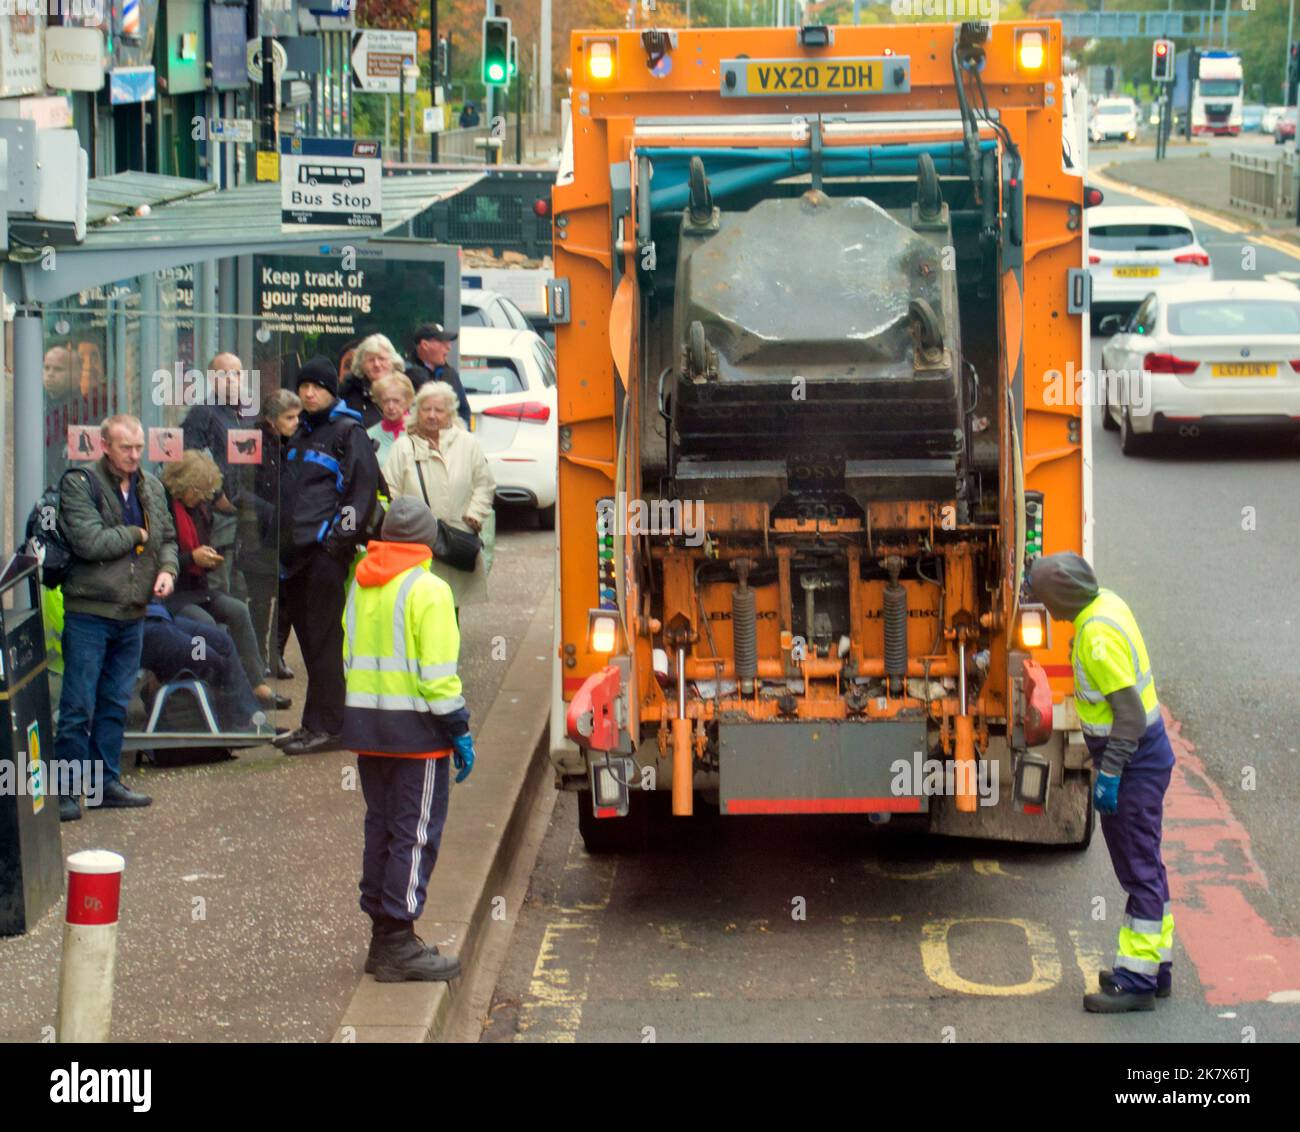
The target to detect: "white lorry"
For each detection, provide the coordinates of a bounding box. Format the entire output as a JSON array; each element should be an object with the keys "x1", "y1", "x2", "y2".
[{"x1": 1191, "y1": 51, "x2": 1243, "y2": 137}]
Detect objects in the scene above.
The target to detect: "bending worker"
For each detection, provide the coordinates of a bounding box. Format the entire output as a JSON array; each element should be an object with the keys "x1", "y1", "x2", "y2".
[
  {"x1": 1028, "y1": 552, "x2": 1175, "y2": 1014},
  {"x1": 342, "y1": 496, "x2": 476, "y2": 982}
]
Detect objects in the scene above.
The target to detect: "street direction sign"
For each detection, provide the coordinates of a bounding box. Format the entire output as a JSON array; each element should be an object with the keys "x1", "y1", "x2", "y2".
[{"x1": 350, "y1": 29, "x2": 418, "y2": 94}]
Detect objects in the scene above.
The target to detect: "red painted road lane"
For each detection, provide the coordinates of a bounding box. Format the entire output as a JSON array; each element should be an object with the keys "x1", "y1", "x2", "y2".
[{"x1": 1162, "y1": 709, "x2": 1300, "y2": 1005}]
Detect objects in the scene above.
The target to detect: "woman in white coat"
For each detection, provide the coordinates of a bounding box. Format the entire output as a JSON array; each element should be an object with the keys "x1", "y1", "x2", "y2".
[{"x1": 383, "y1": 381, "x2": 496, "y2": 609}]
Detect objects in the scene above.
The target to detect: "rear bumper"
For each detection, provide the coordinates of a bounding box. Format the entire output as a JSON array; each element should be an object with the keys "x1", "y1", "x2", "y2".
[
  {"x1": 486, "y1": 452, "x2": 557, "y2": 509},
  {"x1": 1151, "y1": 411, "x2": 1300, "y2": 435},
  {"x1": 1131, "y1": 375, "x2": 1300, "y2": 433}
]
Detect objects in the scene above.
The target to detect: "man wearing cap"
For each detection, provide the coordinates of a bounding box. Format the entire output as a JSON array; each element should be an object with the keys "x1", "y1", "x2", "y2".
[
  {"x1": 275, "y1": 357, "x2": 382, "y2": 757},
  {"x1": 1028, "y1": 552, "x2": 1175, "y2": 1014},
  {"x1": 343, "y1": 495, "x2": 476, "y2": 982},
  {"x1": 407, "y1": 323, "x2": 471, "y2": 428}
]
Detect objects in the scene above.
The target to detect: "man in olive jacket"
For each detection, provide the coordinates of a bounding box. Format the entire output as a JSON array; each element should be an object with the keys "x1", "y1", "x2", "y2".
[{"x1": 55, "y1": 414, "x2": 179, "y2": 822}]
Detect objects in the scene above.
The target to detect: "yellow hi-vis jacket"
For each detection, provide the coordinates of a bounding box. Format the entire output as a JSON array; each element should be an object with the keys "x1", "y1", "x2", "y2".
[
  {"x1": 1071, "y1": 588, "x2": 1162, "y2": 740},
  {"x1": 340, "y1": 541, "x2": 469, "y2": 756}
]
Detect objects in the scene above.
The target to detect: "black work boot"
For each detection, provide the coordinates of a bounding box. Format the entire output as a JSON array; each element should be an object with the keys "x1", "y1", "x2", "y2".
[
  {"x1": 1084, "y1": 982, "x2": 1156, "y2": 1013},
  {"x1": 370, "y1": 925, "x2": 460, "y2": 983},
  {"x1": 1101, "y1": 967, "x2": 1171, "y2": 999},
  {"x1": 365, "y1": 918, "x2": 438, "y2": 974}
]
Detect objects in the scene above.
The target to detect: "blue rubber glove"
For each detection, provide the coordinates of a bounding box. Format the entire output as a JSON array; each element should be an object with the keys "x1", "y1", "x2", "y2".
[
  {"x1": 452, "y1": 734, "x2": 475, "y2": 783},
  {"x1": 1094, "y1": 771, "x2": 1120, "y2": 816}
]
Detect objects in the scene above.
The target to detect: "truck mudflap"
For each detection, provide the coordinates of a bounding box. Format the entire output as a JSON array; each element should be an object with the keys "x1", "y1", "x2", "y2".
[{"x1": 718, "y1": 720, "x2": 931, "y2": 816}]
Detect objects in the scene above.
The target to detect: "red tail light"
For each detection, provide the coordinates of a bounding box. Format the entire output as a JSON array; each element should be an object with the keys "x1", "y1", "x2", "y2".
[
  {"x1": 1088, "y1": 254, "x2": 1101, "y2": 265},
  {"x1": 1289, "y1": 360, "x2": 1300, "y2": 373},
  {"x1": 1143, "y1": 352, "x2": 1198, "y2": 375},
  {"x1": 482, "y1": 400, "x2": 551, "y2": 423},
  {"x1": 1173, "y1": 252, "x2": 1211, "y2": 267}
]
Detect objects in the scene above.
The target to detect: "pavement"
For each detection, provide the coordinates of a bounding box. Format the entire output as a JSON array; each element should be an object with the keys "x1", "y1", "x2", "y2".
[{"x1": 0, "y1": 511, "x2": 554, "y2": 1043}]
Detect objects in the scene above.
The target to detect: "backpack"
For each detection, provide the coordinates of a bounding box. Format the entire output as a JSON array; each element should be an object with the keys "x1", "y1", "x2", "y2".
[
  {"x1": 24, "y1": 469, "x2": 103, "y2": 590},
  {"x1": 329, "y1": 417, "x2": 389, "y2": 543}
]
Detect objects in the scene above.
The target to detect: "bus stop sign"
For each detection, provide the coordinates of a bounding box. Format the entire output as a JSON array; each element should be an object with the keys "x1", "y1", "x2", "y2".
[{"x1": 280, "y1": 136, "x2": 383, "y2": 230}]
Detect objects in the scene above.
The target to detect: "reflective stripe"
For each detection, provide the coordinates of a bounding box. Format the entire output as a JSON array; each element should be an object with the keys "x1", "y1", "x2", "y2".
[
  {"x1": 1079, "y1": 701, "x2": 1162, "y2": 737},
  {"x1": 405, "y1": 759, "x2": 436, "y2": 914},
  {"x1": 345, "y1": 691, "x2": 466, "y2": 714},
  {"x1": 346, "y1": 655, "x2": 458, "y2": 681},
  {"x1": 1124, "y1": 915, "x2": 1164, "y2": 936},
  {"x1": 1114, "y1": 954, "x2": 1161, "y2": 976},
  {"x1": 391, "y1": 571, "x2": 422, "y2": 661},
  {"x1": 1086, "y1": 614, "x2": 1154, "y2": 694}
]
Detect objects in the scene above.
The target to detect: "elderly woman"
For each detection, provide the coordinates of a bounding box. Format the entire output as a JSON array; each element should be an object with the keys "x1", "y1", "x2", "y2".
[
  {"x1": 161, "y1": 449, "x2": 289, "y2": 711},
  {"x1": 239, "y1": 388, "x2": 301, "y2": 680},
  {"x1": 341, "y1": 332, "x2": 404, "y2": 429},
  {"x1": 383, "y1": 381, "x2": 496, "y2": 609},
  {"x1": 366, "y1": 371, "x2": 416, "y2": 463}
]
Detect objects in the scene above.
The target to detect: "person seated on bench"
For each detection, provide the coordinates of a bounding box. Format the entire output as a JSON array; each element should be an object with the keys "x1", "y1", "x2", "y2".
[{"x1": 141, "y1": 602, "x2": 273, "y2": 735}]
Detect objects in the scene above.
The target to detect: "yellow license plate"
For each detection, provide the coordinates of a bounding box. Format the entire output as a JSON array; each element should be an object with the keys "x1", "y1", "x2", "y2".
[
  {"x1": 744, "y1": 60, "x2": 885, "y2": 95},
  {"x1": 1211, "y1": 362, "x2": 1276, "y2": 377},
  {"x1": 1112, "y1": 266, "x2": 1161, "y2": 278}
]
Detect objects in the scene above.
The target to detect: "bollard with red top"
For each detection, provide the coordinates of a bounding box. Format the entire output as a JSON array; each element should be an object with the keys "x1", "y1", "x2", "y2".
[{"x1": 56, "y1": 849, "x2": 126, "y2": 1042}]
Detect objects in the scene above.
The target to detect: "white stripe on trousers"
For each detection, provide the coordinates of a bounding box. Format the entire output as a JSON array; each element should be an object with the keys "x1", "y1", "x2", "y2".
[{"x1": 405, "y1": 759, "x2": 437, "y2": 915}]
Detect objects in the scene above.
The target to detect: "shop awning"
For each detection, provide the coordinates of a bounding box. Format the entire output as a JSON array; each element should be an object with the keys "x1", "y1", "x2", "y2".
[{"x1": 5, "y1": 168, "x2": 485, "y2": 304}]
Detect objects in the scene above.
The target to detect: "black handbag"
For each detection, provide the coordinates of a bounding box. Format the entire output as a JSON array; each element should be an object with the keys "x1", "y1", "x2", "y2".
[{"x1": 415, "y1": 461, "x2": 482, "y2": 572}]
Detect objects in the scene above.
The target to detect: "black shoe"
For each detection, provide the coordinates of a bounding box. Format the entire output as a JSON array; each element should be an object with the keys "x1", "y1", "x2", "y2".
[
  {"x1": 272, "y1": 726, "x2": 309, "y2": 750},
  {"x1": 274, "y1": 656, "x2": 295, "y2": 680},
  {"x1": 256, "y1": 690, "x2": 293, "y2": 711},
  {"x1": 59, "y1": 796, "x2": 81, "y2": 823},
  {"x1": 1101, "y1": 967, "x2": 1171, "y2": 999},
  {"x1": 370, "y1": 929, "x2": 460, "y2": 983},
  {"x1": 366, "y1": 932, "x2": 438, "y2": 973},
  {"x1": 1084, "y1": 983, "x2": 1156, "y2": 1013},
  {"x1": 87, "y1": 780, "x2": 152, "y2": 809},
  {"x1": 281, "y1": 731, "x2": 344, "y2": 756}
]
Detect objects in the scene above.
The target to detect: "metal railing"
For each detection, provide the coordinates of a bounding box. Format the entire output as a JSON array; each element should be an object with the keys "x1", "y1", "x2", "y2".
[{"x1": 1228, "y1": 150, "x2": 1299, "y2": 219}]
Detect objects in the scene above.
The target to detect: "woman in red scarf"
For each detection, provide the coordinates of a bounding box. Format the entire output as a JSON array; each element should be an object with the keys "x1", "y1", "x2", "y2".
[
  {"x1": 365, "y1": 372, "x2": 416, "y2": 463},
  {"x1": 160, "y1": 450, "x2": 289, "y2": 712}
]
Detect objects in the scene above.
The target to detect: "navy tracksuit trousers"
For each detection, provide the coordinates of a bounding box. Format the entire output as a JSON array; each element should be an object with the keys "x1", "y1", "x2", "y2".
[{"x1": 358, "y1": 755, "x2": 451, "y2": 923}]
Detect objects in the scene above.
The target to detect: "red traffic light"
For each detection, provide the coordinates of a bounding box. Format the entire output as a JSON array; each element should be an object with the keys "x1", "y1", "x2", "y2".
[{"x1": 1156, "y1": 42, "x2": 1168, "y2": 56}]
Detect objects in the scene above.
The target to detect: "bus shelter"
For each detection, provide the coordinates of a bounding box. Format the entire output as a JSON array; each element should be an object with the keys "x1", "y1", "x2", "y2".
[{"x1": 2, "y1": 169, "x2": 476, "y2": 749}]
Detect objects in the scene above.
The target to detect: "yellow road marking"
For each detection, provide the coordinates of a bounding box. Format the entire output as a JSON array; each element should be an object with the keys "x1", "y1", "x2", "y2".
[
  {"x1": 1248, "y1": 233, "x2": 1300, "y2": 261},
  {"x1": 973, "y1": 859, "x2": 1022, "y2": 879},
  {"x1": 1069, "y1": 929, "x2": 1106, "y2": 995},
  {"x1": 1091, "y1": 165, "x2": 1250, "y2": 234},
  {"x1": 864, "y1": 859, "x2": 961, "y2": 881},
  {"x1": 921, "y1": 918, "x2": 1062, "y2": 996},
  {"x1": 518, "y1": 829, "x2": 618, "y2": 1041}
]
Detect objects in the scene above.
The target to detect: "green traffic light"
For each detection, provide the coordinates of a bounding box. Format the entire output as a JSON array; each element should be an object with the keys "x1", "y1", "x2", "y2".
[{"x1": 488, "y1": 62, "x2": 505, "y2": 81}]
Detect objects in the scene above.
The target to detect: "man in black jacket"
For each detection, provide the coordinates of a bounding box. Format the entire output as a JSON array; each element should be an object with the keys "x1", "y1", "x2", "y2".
[
  {"x1": 274, "y1": 357, "x2": 381, "y2": 756},
  {"x1": 406, "y1": 323, "x2": 471, "y2": 427}
]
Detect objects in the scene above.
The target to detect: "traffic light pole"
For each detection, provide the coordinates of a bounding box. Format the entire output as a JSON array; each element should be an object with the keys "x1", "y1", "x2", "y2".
[
  {"x1": 431, "y1": 1, "x2": 440, "y2": 162},
  {"x1": 516, "y1": 66, "x2": 523, "y2": 164}
]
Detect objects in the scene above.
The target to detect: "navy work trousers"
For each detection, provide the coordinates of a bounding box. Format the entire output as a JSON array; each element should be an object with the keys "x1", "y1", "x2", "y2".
[{"x1": 358, "y1": 755, "x2": 451, "y2": 924}]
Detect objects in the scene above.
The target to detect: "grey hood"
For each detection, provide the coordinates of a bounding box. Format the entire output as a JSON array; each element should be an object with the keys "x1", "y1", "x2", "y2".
[{"x1": 1028, "y1": 552, "x2": 1100, "y2": 621}]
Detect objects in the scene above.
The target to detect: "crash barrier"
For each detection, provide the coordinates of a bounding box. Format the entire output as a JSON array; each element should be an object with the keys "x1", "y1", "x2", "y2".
[{"x1": 1228, "y1": 149, "x2": 1299, "y2": 219}]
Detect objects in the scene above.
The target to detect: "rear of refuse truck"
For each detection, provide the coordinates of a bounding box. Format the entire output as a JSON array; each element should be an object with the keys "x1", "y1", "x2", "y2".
[{"x1": 549, "y1": 18, "x2": 1096, "y2": 851}]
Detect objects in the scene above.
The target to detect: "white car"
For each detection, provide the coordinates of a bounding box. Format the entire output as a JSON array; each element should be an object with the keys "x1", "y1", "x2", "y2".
[
  {"x1": 459, "y1": 326, "x2": 558, "y2": 528},
  {"x1": 1098, "y1": 281, "x2": 1300, "y2": 455},
  {"x1": 460, "y1": 288, "x2": 533, "y2": 332},
  {"x1": 1261, "y1": 106, "x2": 1285, "y2": 135},
  {"x1": 1090, "y1": 97, "x2": 1138, "y2": 143},
  {"x1": 1088, "y1": 205, "x2": 1212, "y2": 325}
]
